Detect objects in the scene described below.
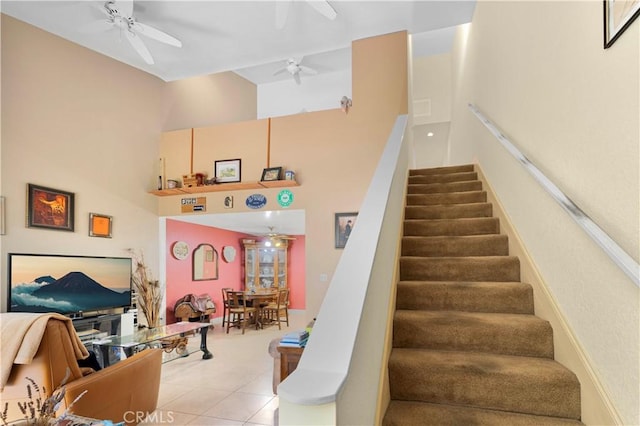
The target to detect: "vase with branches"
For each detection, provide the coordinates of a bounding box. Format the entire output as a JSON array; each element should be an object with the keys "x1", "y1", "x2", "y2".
[{"x1": 127, "y1": 249, "x2": 162, "y2": 329}]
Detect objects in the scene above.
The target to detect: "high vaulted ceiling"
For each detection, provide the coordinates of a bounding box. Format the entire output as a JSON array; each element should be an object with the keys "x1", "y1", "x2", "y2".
[
  {"x1": 1, "y1": 0, "x2": 476, "y2": 84},
  {"x1": 1, "y1": 0, "x2": 475, "y2": 235}
]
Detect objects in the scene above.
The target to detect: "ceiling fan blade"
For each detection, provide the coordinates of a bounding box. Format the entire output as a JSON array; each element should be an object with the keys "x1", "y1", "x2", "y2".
[
  {"x1": 275, "y1": 0, "x2": 292, "y2": 29},
  {"x1": 114, "y1": 0, "x2": 134, "y2": 17},
  {"x1": 273, "y1": 67, "x2": 288, "y2": 76},
  {"x1": 293, "y1": 72, "x2": 301, "y2": 85},
  {"x1": 134, "y1": 22, "x2": 182, "y2": 47},
  {"x1": 306, "y1": 0, "x2": 337, "y2": 20},
  {"x1": 299, "y1": 65, "x2": 318, "y2": 75},
  {"x1": 125, "y1": 29, "x2": 153, "y2": 64},
  {"x1": 77, "y1": 19, "x2": 114, "y2": 34}
]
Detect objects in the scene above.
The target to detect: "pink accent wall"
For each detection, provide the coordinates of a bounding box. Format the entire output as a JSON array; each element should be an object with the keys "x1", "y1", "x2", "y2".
[
  {"x1": 288, "y1": 236, "x2": 306, "y2": 310},
  {"x1": 165, "y1": 219, "x2": 305, "y2": 324}
]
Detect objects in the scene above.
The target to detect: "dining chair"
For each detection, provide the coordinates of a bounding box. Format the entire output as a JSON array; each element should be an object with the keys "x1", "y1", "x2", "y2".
[
  {"x1": 264, "y1": 288, "x2": 290, "y2": 330},
  {"x1": 226, "y1": 291, "x2": 257, "y2": 334},
  {"x1": 221, "y1": 287, "x2": 232, "y2": 327}
]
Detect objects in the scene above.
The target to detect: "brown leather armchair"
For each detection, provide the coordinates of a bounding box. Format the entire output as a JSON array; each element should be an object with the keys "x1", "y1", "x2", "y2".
[{"x1": 1, "y1": 317, "x2": 162, "y2": 425}]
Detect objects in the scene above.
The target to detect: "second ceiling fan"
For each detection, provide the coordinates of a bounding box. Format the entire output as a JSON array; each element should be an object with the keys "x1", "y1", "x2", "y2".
[{"x1": 273, "y1": 57, "x2": 318, "y2": 85}]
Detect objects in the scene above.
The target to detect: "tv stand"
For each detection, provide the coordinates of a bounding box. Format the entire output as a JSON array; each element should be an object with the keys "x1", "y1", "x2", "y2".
[{"x1": 73, "y1": 314, "x2": 121, "y2": 346}]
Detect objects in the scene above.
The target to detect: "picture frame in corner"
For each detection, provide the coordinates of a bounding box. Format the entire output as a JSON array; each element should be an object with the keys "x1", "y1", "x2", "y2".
[
  {"x1": 261, "y1": 166, "x2": 283, "y2": 181},
  {"x1": 604, "y1": 0, "x2": 640, "y2": 48}
]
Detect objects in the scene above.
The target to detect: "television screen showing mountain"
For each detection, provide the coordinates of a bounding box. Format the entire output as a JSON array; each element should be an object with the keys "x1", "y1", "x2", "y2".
[{"x1": 8, "y1": 253, "x2": 132, "y2": 315}]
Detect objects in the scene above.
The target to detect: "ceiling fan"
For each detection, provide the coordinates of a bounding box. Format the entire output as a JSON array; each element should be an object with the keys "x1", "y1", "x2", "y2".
[
  {"x1": 275, "y1": 0, "x2": 337, "y2": 29},
  {"x1": 273, "y1": 57, "x2": 318, "y2": 85},
  {"x1": 257, "y1": 226, "x2": 296, "y2": 244},
  {"x1": 83, "y1": 0, "x2": 182, "y2": 65}
]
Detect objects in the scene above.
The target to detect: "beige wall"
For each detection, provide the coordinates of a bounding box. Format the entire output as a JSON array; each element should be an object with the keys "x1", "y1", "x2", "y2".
[
  {"x1": 0, "y1": 14, "x2": 257, "y2": 311},
  {"x1": 412, "y1": 53, "x2": 452, "y2": 125},
  {"x1": 161, "y1": 72, "x2": 256, "y2": 131},
  {"x1": 411, "y1": 54, "x2": 452, "y2": 169},
  {"x1": 157, "y1": 31, "x2": 409, "y2": 317},
  {"x1": 449, "y1": 2, "x2": 639, "y2": 424}
]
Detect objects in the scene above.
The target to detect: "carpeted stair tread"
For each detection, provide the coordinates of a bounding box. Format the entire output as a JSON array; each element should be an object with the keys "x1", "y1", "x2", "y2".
[
  {"x1": 408, "y1": 180, "x2": 483, "y2": 194},
  {"x1": 385, "y1": 164, "x2": 582, "y2": 425},
  {"x1": 383, "y1": 401, "x2": 584, "y2": 426},
  {"x1": 409, "y1": 171, "x2": 478, "y2": 184},
  {"x1": 405, "y1": 202, "x2": 493, "y2": 220},
  {"x1": 396, "y1": 281, "x2": 534, "y2": 314},
  {"x1": 400, "y1": 256, "x2": 520, "y2": 282},
  {"x1": 388, "y1": 349, "x2": 581, "y2": 420},
  {"x1": 410, "y1": 164, "x2": 475, "y2": 176},
  {"x1": 393, "y1": 310, "x2": 554, "y2": 358},
  {"x1": 402, "y1": 234, "x2": 509, "y2": 257},
  {"x1": 407, "y1": 190, "x2": 487, "y2": 206},
  {"x1": 404, "y1": 217, "x2": 500, "y2": 237}
]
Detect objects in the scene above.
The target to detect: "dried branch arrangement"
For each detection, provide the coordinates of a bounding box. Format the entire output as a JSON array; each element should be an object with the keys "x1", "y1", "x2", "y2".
[{"x1": 127, "y1": 249, "x2": 162, "y2": 329}]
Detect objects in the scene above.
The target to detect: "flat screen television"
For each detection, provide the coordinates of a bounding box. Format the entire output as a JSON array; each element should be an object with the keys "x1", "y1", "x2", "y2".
[{"x1": 8, "y1": 253, "x2": 132, "y2": 317}]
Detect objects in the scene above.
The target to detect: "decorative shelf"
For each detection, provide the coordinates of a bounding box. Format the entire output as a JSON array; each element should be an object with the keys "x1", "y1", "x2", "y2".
[{"x1": 149, "y1": 181, "x2": 299, "y2": 197}]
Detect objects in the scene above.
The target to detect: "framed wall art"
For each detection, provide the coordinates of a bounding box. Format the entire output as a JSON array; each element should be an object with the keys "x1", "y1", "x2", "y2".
[
  {"x1": 26, "y1": 184, "x2": 75, "y2": 232},
  {"x1": 214, "y1": 159, "x2": 241, "y2": 183},
  {"x1": 335, "y1": 212, "x2": 358, "y2": 249},
  {"x1": 261, "y1": 166, "x2": 282, "y2": 181},
  {"x1": 89, "y1": 213, "x2": 113, "y2": 238},
  {"x1": 604, "y1": 0, "x2": 640, "y2": 48}
]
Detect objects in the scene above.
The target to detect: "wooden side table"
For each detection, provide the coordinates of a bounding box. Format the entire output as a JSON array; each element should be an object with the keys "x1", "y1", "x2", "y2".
[{"x1": 277, "y1": 345, "x2": 304, "y2": 382}]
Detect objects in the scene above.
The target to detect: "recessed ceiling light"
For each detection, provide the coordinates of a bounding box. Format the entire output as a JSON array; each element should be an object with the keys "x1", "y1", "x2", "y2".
[{"x1": 427, "y1": 132, "x2": 434, "y2": 137}]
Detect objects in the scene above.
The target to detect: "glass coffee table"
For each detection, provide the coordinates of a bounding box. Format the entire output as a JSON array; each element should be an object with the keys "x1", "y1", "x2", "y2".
[{"x1": 92, "y1": 322, "x2": 213, "y2": 367}]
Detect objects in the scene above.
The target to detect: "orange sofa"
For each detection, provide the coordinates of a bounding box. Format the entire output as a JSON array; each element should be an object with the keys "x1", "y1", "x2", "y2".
[{"x1": 1, "y1": 315, "x2": 162, "y2": 425}]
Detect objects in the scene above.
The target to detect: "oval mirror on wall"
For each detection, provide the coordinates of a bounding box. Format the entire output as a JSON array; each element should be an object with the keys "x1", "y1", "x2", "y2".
[{"x1": 193, "y1": 243, "x2": 218, "y2": 281}]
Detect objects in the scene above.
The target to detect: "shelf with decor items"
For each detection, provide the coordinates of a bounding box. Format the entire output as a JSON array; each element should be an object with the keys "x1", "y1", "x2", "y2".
[{"x1": 149, "y1": 180, "x2": 299, "y2": 197}]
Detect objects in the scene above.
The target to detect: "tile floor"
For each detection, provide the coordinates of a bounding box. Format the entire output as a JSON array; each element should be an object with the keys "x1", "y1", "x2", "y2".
[{"x1": 144, "y1": 312, "x2": 308, "y2": 426}]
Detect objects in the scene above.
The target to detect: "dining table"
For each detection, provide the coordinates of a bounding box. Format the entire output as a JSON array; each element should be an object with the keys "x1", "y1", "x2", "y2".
[{"x1": 244, "y1": 290, "x2": 278, "y2": 329}]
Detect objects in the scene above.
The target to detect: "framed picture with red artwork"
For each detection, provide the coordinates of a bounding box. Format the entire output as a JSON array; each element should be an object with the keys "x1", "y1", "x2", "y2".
[{"x1": 26, "y1": 184, "x2": 74, "y2": 232}]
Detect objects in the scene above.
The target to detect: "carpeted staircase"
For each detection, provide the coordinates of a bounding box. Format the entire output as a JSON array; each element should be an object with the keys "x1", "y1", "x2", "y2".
[{"x1": 383, "y1": 164, "x2": 583, "y2": 426}]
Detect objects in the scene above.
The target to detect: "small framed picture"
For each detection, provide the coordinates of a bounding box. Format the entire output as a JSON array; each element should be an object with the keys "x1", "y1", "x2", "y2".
[
  {"x1": 214, "y1": 159, "x2": 242, "y2": 183},
  {"x1": 261, "y1": 166, "x2": 282, "y2": 181},
  {"x1": 89, "y1": 213, "x2": 112, "y2": 238},
  {"x1": 27, "y1": 184, "x2": 75, "y2": 232},
  {"x1": 224, "y1": 195, "x2": 234, "y2": 209},
  {"x1": 335, "y1": 212, "x2": 358, "y2": 249},
  {"x1": 604, "y1": 0, "x2": 640, "y2": 48}
]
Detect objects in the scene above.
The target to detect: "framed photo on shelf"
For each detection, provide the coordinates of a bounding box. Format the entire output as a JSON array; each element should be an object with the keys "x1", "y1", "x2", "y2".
[
  {"x1": 335, "y1": 212, "x2": 358, "y2": 249},
  {"x1": 214, "y1": 159, "x2": 242, "y2": 183},
  {"x1": 26, "y1": 184, "x2": 75, "y2": 232},
  {"x1": 89, "y1": 213, "x2": 113, "y2": 238},
  {"x1": 261, "y1": 166, "x2": 282, "y2": 181},
  {"x1": 604, "y1": 0, "x2": 640, "y2": 48}
]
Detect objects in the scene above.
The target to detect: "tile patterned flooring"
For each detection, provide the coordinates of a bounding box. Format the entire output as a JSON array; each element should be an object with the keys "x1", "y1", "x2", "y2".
[{"x1": 144, "y1": 312, "x2": 307, "y2": 426}]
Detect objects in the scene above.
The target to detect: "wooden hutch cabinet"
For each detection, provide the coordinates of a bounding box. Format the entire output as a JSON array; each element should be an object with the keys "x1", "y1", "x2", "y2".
[{"x1": 243, "y1": 239, "x2": 289, "y2": 291}]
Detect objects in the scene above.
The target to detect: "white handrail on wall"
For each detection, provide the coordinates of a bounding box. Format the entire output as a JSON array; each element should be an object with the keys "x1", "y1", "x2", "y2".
[
  {"x1": 468, "y1": 103, "x2": 640, "y2": 287},
  {"x1": 278, "y1": 115, "x2": 409, "y2": 425}
]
